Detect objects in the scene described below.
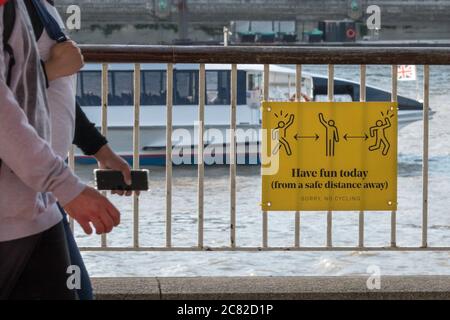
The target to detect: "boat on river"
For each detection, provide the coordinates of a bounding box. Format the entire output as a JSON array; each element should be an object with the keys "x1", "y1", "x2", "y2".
[{"x1": 76, "y1": 64, "x2": 431, "y2": 165}]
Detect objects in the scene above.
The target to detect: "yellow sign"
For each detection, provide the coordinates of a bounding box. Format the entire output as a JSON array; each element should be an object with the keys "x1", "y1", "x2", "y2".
[{"x1": 261, "y1": 102, "x2": 398, "y2": 211}]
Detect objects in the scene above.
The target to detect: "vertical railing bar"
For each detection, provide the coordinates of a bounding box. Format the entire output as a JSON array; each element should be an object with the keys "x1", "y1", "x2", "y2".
[
  {"x1": 294, "y1": 64, "x2": 302, "y2": 248},
  {"x1": 327, "y1": 64, "x2": 334, "y2": 248},
  {"x1": 391, "y1": 65, "x2": 398, "y2": 247},
  {"x1": 100, "y1": 64, "x2": 109, "y2": 141},
  {"x1": 68, "y1": 145, "x2": 75, "y2": 232},
  {"x1": 166, "y1": 64, "x2": 174, "y2": 248},
  {"x1": 359, "y1": 64, "x2": 366, "y2": 248},
  {"x1": 198, "y1": 64, "x2": 205, "y2": 249},
  {"x1": 230, "y1": 64, "x2": 237, "y2": 248},
  {"x1": 101, "y1": 63, "x2": 108, "y2": 248},
  {"x1": 262, "y1": 64, "x2": 269, "y2": 248},
  {"x1": 296, "y1": 65, "x2": 302, "y2": 102},
  {"x1": 287, "y1": 74, "x2": 291, "y2": 100},
  {"x1": 132, "y1": 63, "x2": 141, "y2": 248},
  {"x1": 422, "y1": 65, "x2": 430, "y2": 248}
]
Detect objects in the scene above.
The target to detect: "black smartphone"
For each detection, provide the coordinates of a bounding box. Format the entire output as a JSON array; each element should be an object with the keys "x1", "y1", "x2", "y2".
[{"x1": 94, "y1": 169, "x2": 149, "y2": 191}]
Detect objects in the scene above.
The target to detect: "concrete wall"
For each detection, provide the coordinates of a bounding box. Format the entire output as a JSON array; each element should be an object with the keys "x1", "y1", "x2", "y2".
[
  {"x1": 55, "y1": 0, "x2": 450, "y2": 44},
  {"x1": 92, "y1": 276, "x2": 450, "y2": 300}
]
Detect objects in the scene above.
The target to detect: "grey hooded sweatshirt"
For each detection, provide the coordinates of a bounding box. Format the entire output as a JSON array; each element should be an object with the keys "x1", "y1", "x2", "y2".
[{"x1": 0, "y1": 1, "x2": 85, "y2": 242}]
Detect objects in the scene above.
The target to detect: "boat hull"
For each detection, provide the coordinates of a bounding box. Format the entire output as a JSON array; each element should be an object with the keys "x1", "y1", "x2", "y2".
[{"x1": 74, "y1": 109, "x2": 424, "y2": 166}]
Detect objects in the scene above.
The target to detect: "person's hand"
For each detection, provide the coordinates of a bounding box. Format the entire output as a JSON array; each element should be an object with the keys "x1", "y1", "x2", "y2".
[
  {"x1": 63, "y1": 186, "x2": 121, "y2": 235},
  {"x1": 95, "y1": 144, "x2": 136, "y2": 196},
  {"x1": 44, "y1": 40, "x2": 84, "y2": 81}
]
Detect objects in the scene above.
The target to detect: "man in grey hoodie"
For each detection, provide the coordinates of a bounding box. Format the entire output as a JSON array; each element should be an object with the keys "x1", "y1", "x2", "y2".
[{"x1": 0, "y1": 0, "x2": 121, "y2": 299}]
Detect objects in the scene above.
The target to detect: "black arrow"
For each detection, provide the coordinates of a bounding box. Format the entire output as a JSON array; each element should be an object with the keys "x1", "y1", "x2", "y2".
[
  {"x1": 344, "y1": 133, "x2": 369, "y2": 141},
  {"x1": 294, "y1": 133, "x2": 319, "y2": 141}
]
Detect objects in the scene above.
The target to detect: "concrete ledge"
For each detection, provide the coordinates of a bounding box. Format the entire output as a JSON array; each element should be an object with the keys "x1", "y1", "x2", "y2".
[{"x1": 92, "y1": 276, "x2": 450, "y2": 300}]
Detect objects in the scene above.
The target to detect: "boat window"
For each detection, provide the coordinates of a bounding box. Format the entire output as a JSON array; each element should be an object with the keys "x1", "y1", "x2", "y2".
[
  {"x1": 76, "y1": 71, "x2": 103, "y2": 106},
  {"x1": 174, "y1": 70, "x2": 198, "y2": 105},
  {"x1": 141, "y1": 71, "x2": 166, "y2": 105},
  {"x1": 76, "y1": 69, "x2": 245, "y2": 107},
  {"x1": 110, "y1": 71, "x2": 133, "y2": 106},
  {"x1": 77, "y1": 71, "x2": 132, "y2": 107},
  {"x1": 248, "y1": 73, "x2": 262, "y2": 91},
  {"x1": 206, "y1": 71, "x2": 230, "y2": 105}
]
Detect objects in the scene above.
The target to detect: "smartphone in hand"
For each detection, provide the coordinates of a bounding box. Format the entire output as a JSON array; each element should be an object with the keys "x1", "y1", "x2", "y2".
[{"x1": 94, "y1": 169, "x2": 149, "y2": 191}]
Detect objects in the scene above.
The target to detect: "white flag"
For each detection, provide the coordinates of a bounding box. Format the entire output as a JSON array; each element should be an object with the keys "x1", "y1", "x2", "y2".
[{"x1": 397, "y1": 65, "x2": 417, "y2": 81}]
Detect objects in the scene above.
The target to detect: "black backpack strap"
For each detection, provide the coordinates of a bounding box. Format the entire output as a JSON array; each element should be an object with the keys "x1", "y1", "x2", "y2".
[
  {"x1": 24, "y1": 0, "x2": 59, "y2": 41},
  {"x1": 3, "y1": 0, "x2": 16, "y2": 87},
  {"x1": 24, "y1": 0, "x2": 44, "y2": 40},
  {"x1": 29, "y1": 0, "x2": 67, "y2": 43}
]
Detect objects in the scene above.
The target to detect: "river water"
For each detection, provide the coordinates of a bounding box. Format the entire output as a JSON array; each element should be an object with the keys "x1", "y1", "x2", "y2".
[{"x1": 74, "y1": 65, "x2": 450, "y2": 277}]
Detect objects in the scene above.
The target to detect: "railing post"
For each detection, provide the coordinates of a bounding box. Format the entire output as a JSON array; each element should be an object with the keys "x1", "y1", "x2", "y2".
[
  {"x1": 262, "y1": 64, "x2": 270, "y2": 248},
  {"x1": 198, "y1": 64, "x2": 205, "y2": 249},
  {"x1": 133, "y1": 63, "x2": 141, "y2": 248},
  {"x1": 391, "y1": 65, "x2": 398, "y2": 248},
  {"x1": 359, "y1": 64, "x2": 366, "y2": 248},
  {"x1": 294, "y1": 64, "x2": 302, "y2": 248},
  {"x1": 422, "y1": 65, "x2": 430, "y2": 248},
  {"x1": 101, "y1": 63, "x2": 109, "y2": 248},
  {"x1": 230, "y1": 64, "x2": 237, "y2": 248},
  {"x1": 327, "y1": 64, "x2": 334, "y2": 248},
  {"x1": 166, "y1": 64, "x2": 174, "y2": 248}
]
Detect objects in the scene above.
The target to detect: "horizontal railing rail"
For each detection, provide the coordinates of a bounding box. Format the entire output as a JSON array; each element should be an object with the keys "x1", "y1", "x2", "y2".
[
  {"x1": 80, "y1": 45, "x2": 450, "y2": 65},
  {"x1": 69, "y1": 45, "x2": 449, "y2": 252}
]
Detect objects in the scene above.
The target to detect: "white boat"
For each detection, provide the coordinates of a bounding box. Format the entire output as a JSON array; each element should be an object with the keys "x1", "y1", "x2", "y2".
[{"x1": 75, "y1": 64, "x2": 431, "y2": 165}]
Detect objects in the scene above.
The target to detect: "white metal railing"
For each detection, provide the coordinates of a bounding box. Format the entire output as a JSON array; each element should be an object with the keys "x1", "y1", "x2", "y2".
[
  {"x1": 359, "y1": 64, "x2": 366, "y2": 248},
  {"x1": 68, "y1": 45, "x2": 449, "y2": 252},
  {"x1": 166, "y1": 63, "x2": 173, "y2": 248}
]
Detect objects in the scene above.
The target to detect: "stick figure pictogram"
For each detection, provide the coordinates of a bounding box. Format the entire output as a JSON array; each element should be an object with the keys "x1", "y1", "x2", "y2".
[
  {"x1": 369, "y1": 115, "x2": 392, "y2": 156},
  {"x1": 319, "y1": 113, "x2": 339, "y2": 157},
  {"x1": 272, "y1": 111, "x2": 294, "y2": 156}
]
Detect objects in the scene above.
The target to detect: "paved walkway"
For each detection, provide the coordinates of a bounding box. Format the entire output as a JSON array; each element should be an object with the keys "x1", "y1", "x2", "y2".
[{"x1": 92, "y1": 276, "x2": 450, "y2": 300}]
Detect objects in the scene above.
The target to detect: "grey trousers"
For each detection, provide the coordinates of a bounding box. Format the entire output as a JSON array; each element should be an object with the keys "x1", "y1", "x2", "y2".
[{"x1": 0, "y1": 221, "x2": 77, "y2": 300}]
